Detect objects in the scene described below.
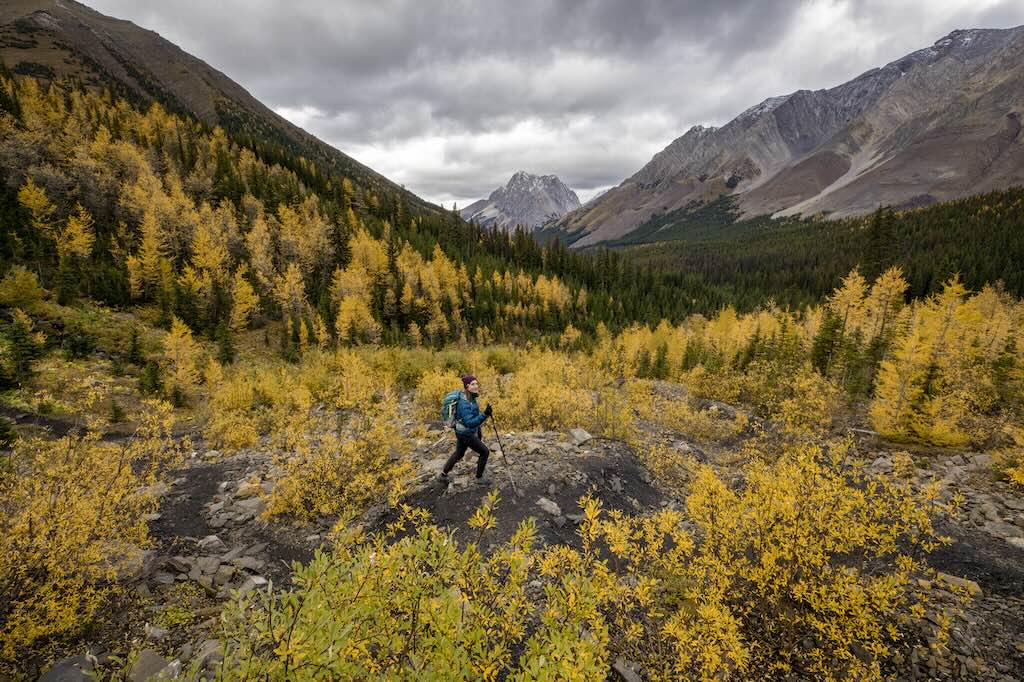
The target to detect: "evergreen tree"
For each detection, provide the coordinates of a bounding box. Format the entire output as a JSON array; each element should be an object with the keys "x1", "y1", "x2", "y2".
[{"x1": 4, "y1": 309, "x2": 46, "y2": 385}]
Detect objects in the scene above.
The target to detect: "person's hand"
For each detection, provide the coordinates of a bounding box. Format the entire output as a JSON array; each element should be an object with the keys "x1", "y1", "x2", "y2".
[{"x1": 484, "y1": 404, "x2": 493, "y2": 417}]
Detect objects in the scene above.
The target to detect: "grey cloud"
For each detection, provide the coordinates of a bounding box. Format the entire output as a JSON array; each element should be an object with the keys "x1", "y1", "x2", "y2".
[{"x1": 89, "y1": 0, "x2": 1023, "y2": 204}]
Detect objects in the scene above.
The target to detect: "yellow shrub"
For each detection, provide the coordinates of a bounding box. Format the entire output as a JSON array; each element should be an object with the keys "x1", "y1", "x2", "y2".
[
  {"x1": 0, "y1": 399, "x2": 181, "y2": 660},
  {"x1": 414, "y1": 368, "x2": 462, "y2": 421},
  {"x1": 994, "y1": 424, "x2": 1024, "y2": 487},
  {"x1": 568, "y1": 440, "x2": 952, "y2": 681},
  {"x1": 297, "y1": 348, "x2": 383, "y2": 410},
  {"x1": 495, "y1": 351, "x2": 595, "y2": 431},
  {"x1": 0, "y1": 265, "x2": 46, "y2": 310},
  {"x1": 776, "y1": 364, "x2": 839, "y2": 436},
  {"x1": 204, "y1": 438, "x2": 950, "y2": 681},
  {"x1": 265, "y1": 402, "x2": 414, "y2": 525},
  {"x1": 684, "y1": 365, "x2": 742, "y2": 404},
  {"x1": 210, "y1": 500, "x2": 539, "y2": 681}
]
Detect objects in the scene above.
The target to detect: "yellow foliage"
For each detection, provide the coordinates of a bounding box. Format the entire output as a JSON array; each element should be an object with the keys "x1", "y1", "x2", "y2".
[
  {"x1": 229, "y1": 267, "x2": 259, "y2": 331},
  {"x1": 870, "y1": 277, "x2": 1022, "y2": 445},
  {"x1": 17, "y1": 178, "x2": 55, "y2": 236},
  {"x1": 994, "y1": 424, "x2": 1024, "y2": 487},
  {"x1": 266, "y1": 402, "x2": 413, "y2": 525},
  {"x1": 162, "y1": 317, "x2": 202, "y2": 394},
  {"x1": 336, "y1": 294, "x2": 381, "y2": 345},
  {"x1": 0, "y1": 399, "x2": 182, "y2": 660},
  {"x1": 211, "y1": 501, "x2": 537, "y2": 680},
  {"x1": 57, "y1": 204, "x2": 95, "y2": 261},
  {"x1": 0, "y1": 266, "x2": 46, "y2": 309}
]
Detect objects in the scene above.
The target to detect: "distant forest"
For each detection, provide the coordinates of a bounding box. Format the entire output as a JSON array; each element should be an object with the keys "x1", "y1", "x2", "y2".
[{"x1": 615, "y1": 191, "x2": 1024, "y2": 311}]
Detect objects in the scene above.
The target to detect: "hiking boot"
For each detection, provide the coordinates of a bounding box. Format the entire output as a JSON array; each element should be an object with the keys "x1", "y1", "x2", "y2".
[
  {"x1": 474, "y1": 476, "x2": 491, "y2": 487},
  {"x1": 440, "y1": 471, "x2": 450, "y2": 481}
]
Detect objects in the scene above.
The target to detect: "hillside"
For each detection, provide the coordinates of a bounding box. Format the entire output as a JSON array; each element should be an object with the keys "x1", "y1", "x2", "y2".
[
  {"x1": 0, "y1": 0, "x2": 437, "y2": 216},
  {"x1": 558, "y1": 26, "x2": 1024, "y2": 247}
]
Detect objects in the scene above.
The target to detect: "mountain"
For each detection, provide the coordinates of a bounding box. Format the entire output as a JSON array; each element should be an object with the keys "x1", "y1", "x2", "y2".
[
  {"x1": 460, "y1": 171, "x2": 581, "y2": 230},
  {"x1": 0, "y1": 0, "x2": 436, "y2": 215},
  {"x1": 559, "y1": 26, "x2": 1024, "y2": 247}
]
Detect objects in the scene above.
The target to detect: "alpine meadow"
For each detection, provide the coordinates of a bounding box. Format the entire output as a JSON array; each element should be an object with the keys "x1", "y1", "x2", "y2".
[{"x1": 1, "y1": 2, "x2": 1024, "y2": 681}]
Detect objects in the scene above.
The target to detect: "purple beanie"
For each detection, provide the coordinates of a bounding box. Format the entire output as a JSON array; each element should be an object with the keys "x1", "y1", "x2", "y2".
[{"x1": 462, "y1": 374, "x2": 477, "y2": 389}]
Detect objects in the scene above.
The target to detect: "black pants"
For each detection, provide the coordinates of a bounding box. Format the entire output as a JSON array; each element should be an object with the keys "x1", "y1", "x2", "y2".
[{"x1": 443, "y1": 432, "x2": 490, "y2": 478}]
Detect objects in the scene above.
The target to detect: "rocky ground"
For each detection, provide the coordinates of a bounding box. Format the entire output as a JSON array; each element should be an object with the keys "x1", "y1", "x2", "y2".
[{"x1": 27, "y1": 398, "x2": 1024, "y2": 682}]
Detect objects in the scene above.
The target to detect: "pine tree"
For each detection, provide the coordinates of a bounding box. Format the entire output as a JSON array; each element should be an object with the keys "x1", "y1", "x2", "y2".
[
  {"x1": 810, "y1": 308, "x2": 843, "y2": 375},
  {"x1": 215, "y1": 320, "x2": 235, "y2": 365},
  {"x1": 4, "y1": 309, "x2": 46, "y2": 385}
]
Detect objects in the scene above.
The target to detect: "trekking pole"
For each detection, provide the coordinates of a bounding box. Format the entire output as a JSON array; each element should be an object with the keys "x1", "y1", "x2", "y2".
[
  {"x1": 490, "y1": 415, "x2": 520, "y2": 497},
  {"x1": 425, "y1": 428, "x2": 451, "y2": 452}
]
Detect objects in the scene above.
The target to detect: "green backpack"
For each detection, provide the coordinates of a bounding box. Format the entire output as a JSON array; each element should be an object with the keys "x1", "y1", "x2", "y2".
[{"x1": 441, "y1": 389, "x2": 464, "y2": 428}]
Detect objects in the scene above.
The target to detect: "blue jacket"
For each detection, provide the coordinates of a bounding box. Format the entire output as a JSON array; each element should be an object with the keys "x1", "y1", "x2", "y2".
[{"x1": 455, "y1": 393, "x2": 488, "y2": 435}]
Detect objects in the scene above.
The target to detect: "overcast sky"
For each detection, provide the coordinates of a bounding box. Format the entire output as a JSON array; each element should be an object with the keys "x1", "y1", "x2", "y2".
[{"x1": 89, "y1": 0, "x2": 1022, "y2": 208}]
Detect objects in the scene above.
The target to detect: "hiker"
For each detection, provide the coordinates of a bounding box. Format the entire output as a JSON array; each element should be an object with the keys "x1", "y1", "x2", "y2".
[{"x1": 441, "y1": 375, "x2": 493, "y2": 484}]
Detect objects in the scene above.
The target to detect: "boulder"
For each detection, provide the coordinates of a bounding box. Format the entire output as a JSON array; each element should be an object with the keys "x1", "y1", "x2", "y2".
[
  {"x1": 38, "y1": 655, "x2": 93, "y2": 682},
  {"x1": 197, "y1": 535, "x2": 226, "y2": 553},
  {"x1": 536, "y1": 497, "x2": 562, "y2": 516},
  {"x1": 128, "y1": 649, "x2": 170, "y2": 682},
  {"x1": 196, "y1": 556, "x2": 221, "y2": 575},
  {"x1": 193, "y1": 639, "x2": 223, "y2": 670},
  {"x1": 239, "y1": 575, "x2": 269, "y2": 595},
  {"x1": 984, "y1": 521, "x2": 1024, "y2": 539},
  {"x1": 936, "y1": 573, "x2": 983, "y2": 598},
  {"x1": 568, "y1": 428, "x2": 592, "y2": 446},
  {"x1": 235, "y1": 497, "x2": 267, "y2": 517},
  {"x1": 612, "y1": 657, "x2": 643, "y2": 682},
  {"x1": 214, "y1": 564, "x2": 236, "y2": 586},
  {"x1": 235, "y1": 479, "x2": 261, "y2": 499}
]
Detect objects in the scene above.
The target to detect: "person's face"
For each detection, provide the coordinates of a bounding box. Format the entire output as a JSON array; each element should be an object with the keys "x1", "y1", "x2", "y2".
[{"x1": 467, "y1": 379, "x2": 480, "y2": 394}]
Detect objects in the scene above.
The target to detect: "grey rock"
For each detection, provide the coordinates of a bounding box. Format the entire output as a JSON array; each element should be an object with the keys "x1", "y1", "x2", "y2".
[
  {"x1": 121, "y1": 548, "x2": 157, "y2": 581},
  {"x1": 234, "y1": 480, "x2": 261, "y2": 499},
  {"x1": 236, "y1": 496, "x2": 267, "y2": 516},
  {"x1": 985, "y1": 521, "x2": 1024, "y2": 539},
  {"x1": 612, "y1": 657, "x2": 643, "y2": 682},
  {"x1": 460, "y1": 171, "x2": 581, "y2": 231},
  {"x1": 196, "y1": 556, "x2": 220, "y2": 575},
  {"x1": 568, "y1": 428, "x2": 592, "y2": 445},
  {"x1": 536, "y1": 497, "x2": 562, "y2": 516},
  {"x1": 563, "y1": 27, "x2": 1024, "y2": 247},
  {"x1": 145, "y1": 624, "x2": 169, "y2": 641},
  {"x1": 194, "y1": 640, "x2": 223, "y2": 670},
  {"x1": 232, "y1": 556, "x2": 264, "y2": 572},
  {"x1": 39, "y1": 655, "x2": 93, "y2": 682},
  {"x1": 214, "y1": 564, "x2": 235, "y2": 586},
  {"x1": 152, "y1": 571, "x2": 176, "y2": 585},
  {"x1": 239, "y1": 575, "x2": 269, "y2": 595},
  {"x1": 969, "y1": 453, "x2": 993, "y2": 469},
  {"x1": 197, "y1": 535, "x2": 226, "y2": 553},
  {"x1": 128, "y1": 649, "x2": 170, "y2": 682}
]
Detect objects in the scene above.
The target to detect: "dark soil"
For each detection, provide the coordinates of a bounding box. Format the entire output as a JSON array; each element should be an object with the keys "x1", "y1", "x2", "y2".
[
  {"x1": 374, "y1": 449, "x2": 668, "y2": 550},
  {"x1": 148, "y1": 458, "x2": 311, "y2": 585},
  {"x1": 930, "y1": 520, "x2": 1024, "y2": 596}
]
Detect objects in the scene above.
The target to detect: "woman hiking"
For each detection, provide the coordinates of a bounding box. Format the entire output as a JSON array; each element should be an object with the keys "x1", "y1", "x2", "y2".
[{"x1": 441, "y1": 375, "x2": 492, "y2": 485}]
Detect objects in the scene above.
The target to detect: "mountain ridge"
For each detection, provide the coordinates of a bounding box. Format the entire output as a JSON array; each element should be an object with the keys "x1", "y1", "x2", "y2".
[
  {"x1": 460, "y1": 170, "x2": 581, "y2": 230},
  {"x1": 558, "y1": 25, "x2": 1024, "y2": 247},
  {"x1": 0, "y1": 0, "x2": 439, "y2": 216}
]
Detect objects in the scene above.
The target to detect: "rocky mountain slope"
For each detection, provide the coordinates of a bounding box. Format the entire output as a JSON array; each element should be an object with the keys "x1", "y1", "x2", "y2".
[
  {"x1": 559, "y1": 26, "x2": 1024, "y2": 247},
  {"x1": 461, "y1": 171, "x2": 581, "y2": 230},
  {"x1": 0, "y1": 0, "x2": 437, "y2": 215}
]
